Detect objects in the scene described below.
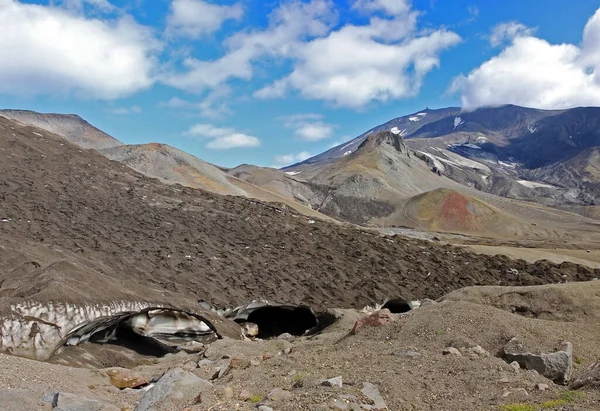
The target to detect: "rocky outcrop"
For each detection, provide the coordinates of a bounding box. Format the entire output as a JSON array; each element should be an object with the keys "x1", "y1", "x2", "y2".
[{"x1": 503, "y1": 337, "x2": 573, "y2": 384}]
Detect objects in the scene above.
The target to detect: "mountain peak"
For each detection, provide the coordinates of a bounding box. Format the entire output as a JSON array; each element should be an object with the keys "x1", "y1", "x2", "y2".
[{"x1": 357, "y1": 130, "x2": 408, "y2": 154}]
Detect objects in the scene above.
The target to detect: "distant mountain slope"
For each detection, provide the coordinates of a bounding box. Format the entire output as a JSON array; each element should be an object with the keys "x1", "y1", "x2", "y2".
[
  {"x1": 0, "y1": 109, "x2": 122, "y2": 150},
  {"x1": 100, "y1": 143, "x2": 247, "y2": 196},
  {"x1": 286, "y1": 105, "x2": 600, "y2": 209}
]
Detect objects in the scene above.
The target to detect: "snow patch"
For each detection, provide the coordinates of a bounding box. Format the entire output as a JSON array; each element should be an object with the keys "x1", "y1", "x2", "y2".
[
  {"x1": 528, "y1": 124, "x2": 537, "y2": 133},
  {"x1": 517, "y1": 180, "x2": 556, "y2": 189},
  {"x1": 416, "y1": 112, "x2": 427, "y2": 117},
  {"x1": 390, "y1": 127, "x2": 406, "y2": 136},
  {"x1": 408, "y1": 116, "x2": 420, "y2": 122},
  {"x1": 339, "y1": 142, "x2": 353, "y2": 151},
  {"x1": 285, "y1": 171, "x2": 302, "y2": 176},
  {"x1": 342, "y1": 150, "x2": 352, "y2": 156},
  {"x1": 498, "y1": 160, "x2": 517, "y2": 169},
  {"x1": 416, "y1": 151, "x2": 445, "y2": 173},
  {"x1": 32, "y1": 132, "x2": 43, "y2": 137},
  {"x1": 476, "y1": 136, "x2": 488, "y2": 144}
]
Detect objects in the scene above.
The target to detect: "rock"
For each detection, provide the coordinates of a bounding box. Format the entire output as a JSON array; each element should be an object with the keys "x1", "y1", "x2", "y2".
[
  {"x1": 392, "y1": 350, "x2": 421, "y2": 358},
  {"x1": 250, "y1": 357, "x2": 262, "y2": 366},
  {"x1": 571, "y1": 361, "x2": 600, "y2": 389},
  {"x1": 135, "y1": 367, "x2": 213, "y2": 411},
  {"x1": 193, "y1": 360, "x2": 220, "y2": 381},
  {"x1": 238, "y1": 389, "x2": 252, "y2": 401},
  {"x1": 242, "y1": 322, "x2": 259, "y2": 337},
  {"x1": 222, "y1": 386, "x2": 234, "y2": 399},
  {"x1": 442, "y1": 347, "x2": 462, "y2": 356},
  {"x1": 267, "y1": 388, "x2": 293, "y2": 402},
  {"x1": 230, "y1": 358, "x2": 250, "y2": 370},
  {"x1": 258, "y1": 406, "x2": 274, "y2": 411},
  {"x1": 278, "y1": 333, "x2": 295, "y2": 342},
  {"x1": 284, "y1": 347, "x2": 293, "y2": 355},
  {"x1": 105, "y1": 367, "x2": 149, "y2": 389},
  {"x1": 0, "y1": 389, "x2": 49, "y2": 411},
  {"x1": 322, "y1": 376, "x2": 343, "y2": 388},
  {"x1": 217, "y1": 358, "x2": 232, "y2": 379},
  {"x1": 464, "y1": 345, "x2": 489, "y2": 358},
  {"x1": 351, "y1": 310, "x2": 392, "y2": 334},
  {"x1": 510, "y1": 361, "x2": 521, "y2": 372},
  {"x1": 536, "y1": 383, "x2": 549, "y2": 391},
  {"x1": 50, "y1": 392, "x2": 110, "y2": 411},
  {"x1": 503, "y1": 337, "x2": 573, "y2": 384},
  {"x1": 361, "y1": 382, "x2": 387, "y2": 410}
]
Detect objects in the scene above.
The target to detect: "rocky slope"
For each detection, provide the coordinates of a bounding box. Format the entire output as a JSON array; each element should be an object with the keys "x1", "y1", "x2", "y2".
[
  {"x1": 0, "y1": 109, "x2": 122, "y2": 149},
  {"x1": 285, "y1": 105, "x2": 600, "y2": 210}
]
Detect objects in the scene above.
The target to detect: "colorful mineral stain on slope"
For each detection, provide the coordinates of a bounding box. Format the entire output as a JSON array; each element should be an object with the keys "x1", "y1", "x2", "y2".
[{"x1": 407, "y1": 188, "x2": 502, "y2": 234}]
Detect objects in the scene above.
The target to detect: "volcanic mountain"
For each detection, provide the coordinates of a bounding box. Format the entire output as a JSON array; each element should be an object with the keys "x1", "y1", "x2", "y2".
[
  {"x1": 0, "y1": 109, "x2": 122, "y2": 149},
  {"x1": 285, "y1": 105, "x2": 600, "y2": 211}
]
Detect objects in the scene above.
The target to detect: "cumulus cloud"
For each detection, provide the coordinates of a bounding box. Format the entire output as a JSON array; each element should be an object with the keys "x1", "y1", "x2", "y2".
[
  {"x1": 489, "y1": 21, "x2": 535, "y2": 47},
  {"x1": 161, "y1": 88, "x2": 232, "y2": 119},
  {"x1": 163, "y1": 0, "x2": 337, "y2": 92},
  {"x1": 352, "y1": 0, "x2": 411, "y2": 16},
  {"x1": 166, "y1": 0, "x2": 243, "y2": 39},
  {"x1": 274, "y1": 151, "x2": 312, "y2": 166},
  {"x1": 185, "y1": 123, "x2": 260, "y2": 149},
  {"x1": 59, "y1": 0, "x2": 116, "y2": 13},
  {"x1": 256, "y1": 1, "x2": 460, "y2": 108},
  {"x1": 280, "y1": 113, "x2": 335, "y2": 141},
  {"x1": 451, "y1": 8, "x2": 600, "y2": 109},
  {"x1": 107, "y1": 105, "x2": 142, "y2": 115},
  {"x1": 0, "y1": 0, "x2": 159, "y2": 99}
]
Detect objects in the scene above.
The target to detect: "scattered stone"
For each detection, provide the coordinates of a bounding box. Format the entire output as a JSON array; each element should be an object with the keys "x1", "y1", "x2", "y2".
[
  {"x1": 267, "y1": 388, "x2": 293, "y2": 402},
  {"x1": 501, "y1": 390, "x2": 511, "y2": 398},
  {"x1": 510, "y1": 361, "x2": 521, "y2": 372},
  {"x1": 571, "y1": 361, "x2": 600, "y2": 389},
  {"x1": 216, "y1": 358, "x2": 232, "y2": 379},
  {"x1": 536, "y1": 383, "x2": 549, "y2": 391},
  {"x1": 278, "y1": 333, "x2": 295, "y2": 342},
  {"x1": 284, "y1": 347, "x2": 293, "y2": 355},
  {"x1": 250, "y1": 358, "x2": 262, "y2": 366},
  {"x1": 351, "y1": 309, "x2": 392, "y2": 334},
  {"x1": 442, "y1": 347, "x2": 462, "y2": 356},
  {"x1": 105, "y1": 367, "x2": 149, "y2": 389},
  {"x1": 230, "y1": 358, "x2": 250, "y2": 370},
  {"x1": 361, "y1": 382, "x2": 387, "y2": 410},
  {"x1": 181, "y1": 360, "x2": 198, "y2": 371},
  {"x1": 392, "y1": 350, "x2": 422, "y2": 358},
  {"x1": 258, "y1": 406, "x2": 274, "y2": 411},
  {"x1": 503, "y1": 337, "x2": 573, "y2": 384},
  {"x1": 466, "y1": 345, "x2": 489, "y2": 357},
  {"x1": 322, "y1": 376, "x2": 343, "y2": 388},
  {"x1": 135, "y1": 367, "x2": 213, "y2": 411},
  {"x1": 0, "y1": 389, "x2": 49, "y2": 411},
  {"x1": 262, "y1": 354, "x2": 273, "y2": 361},
  {"x1": 238, "y1": 389, "x2": 252, "y2": 401},
  {"x1": 222, "y1": 386, "x2": 234, "y2": 399},
  {"x1": 193, "y1": 360, "x2": 220, "y2": 381},
  {"x1": 50, "y1": 392, "x2": 108, "y2": 411}
]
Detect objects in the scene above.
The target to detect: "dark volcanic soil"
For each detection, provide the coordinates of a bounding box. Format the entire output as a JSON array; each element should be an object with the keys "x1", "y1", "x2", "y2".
[{"x1": 1, "y1": 115, "x2": 599, "y2": 310}]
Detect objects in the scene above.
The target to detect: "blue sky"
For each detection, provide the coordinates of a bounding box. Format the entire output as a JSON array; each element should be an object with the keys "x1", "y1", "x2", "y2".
[{"x1": 1, "y1": 0, "x2": 600, "y2": 168}]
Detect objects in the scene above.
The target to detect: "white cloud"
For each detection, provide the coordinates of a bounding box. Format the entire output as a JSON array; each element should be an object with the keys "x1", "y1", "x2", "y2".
[
  {"x1": 274, "y1": 151, "x2": 312, "y2": 166},
  {"x1": 0, "y1": 0, "x2": 159, "y2": 99},
  {"x1": 108, "y1": 105, "x2": 142, "y2": 115},
  {"x1": 160, "y1": 88, "x2": 231, "y2": 118},
  {"x1": 185, "y1": 123, "x2": 260, "y2": 149},
  {"x1": 451, "y1": 9, "x2": 600, "y2": 109},
  {"x1": 60, "y1": 0, "x2": 116, "y2": 13},
  {"x1": 166, "y1": 0, "x2": 243, "y2": 39},
  {"x1": 352, "y1": 0, "x2": 411, "y2": 16},
  {"x1": 163, "y1": 0, "x2": 337, "y2": 93},
  {"x1": 280, "y1": 113, "x2": 335, "y2": 141},
  {"x1": 256, "y1": 2, "x2": 460, "y2": 108},
  {"x1": 489, "y1": 21, "x2": 535, "y2": 47}
]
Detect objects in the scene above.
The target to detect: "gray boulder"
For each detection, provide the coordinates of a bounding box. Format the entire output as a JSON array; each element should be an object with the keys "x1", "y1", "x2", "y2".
[
  {"x1": 503, "y1": 337, "x2": 573, "y2": 384},
  {"x1": 361, "y1": 382, "x2": 388, "y2": 410},
  {"x1": 135, "y1": 367, "x2": 213, "y2": 411}
]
